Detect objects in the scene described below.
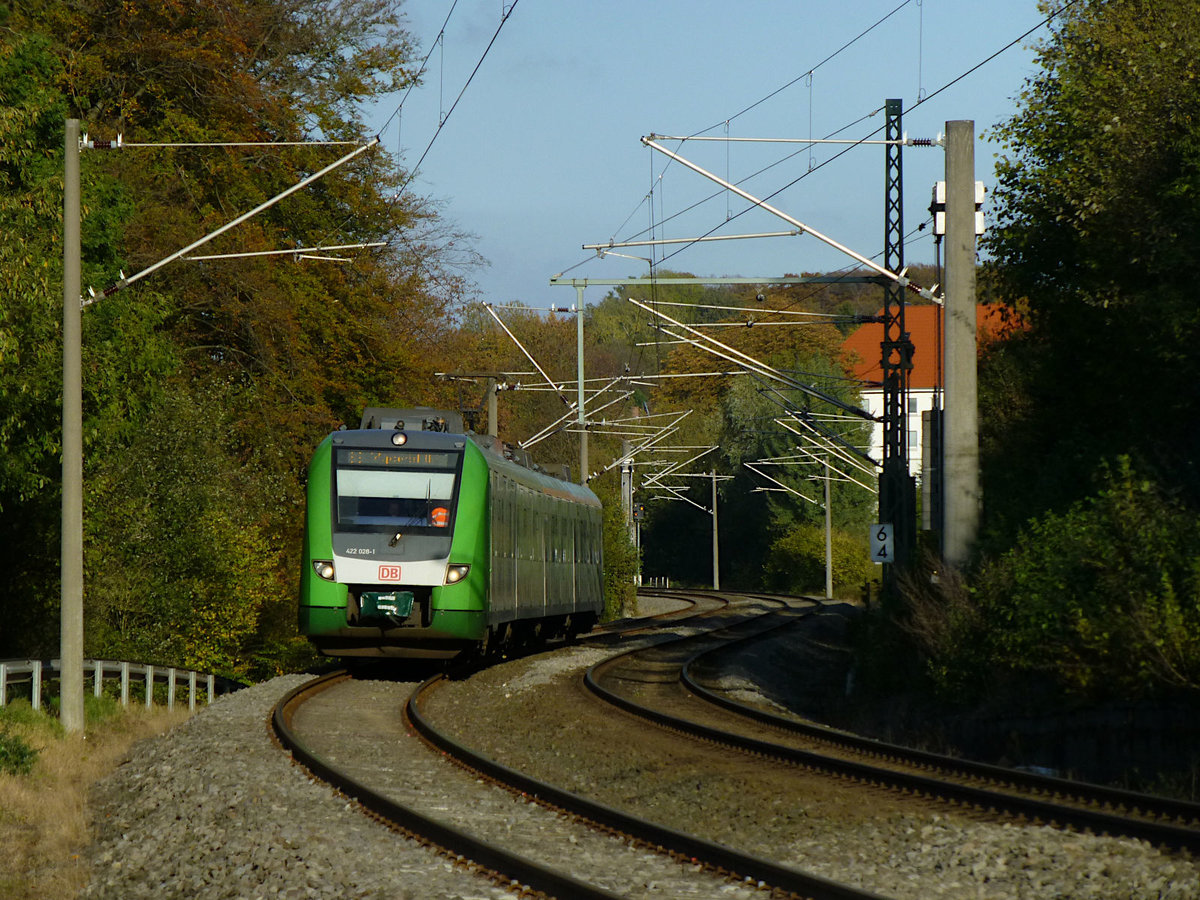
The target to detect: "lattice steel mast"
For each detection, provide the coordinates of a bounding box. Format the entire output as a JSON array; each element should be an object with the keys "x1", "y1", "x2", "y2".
[{"x1": 879, "y1": 99, "x2": 916, "y2": 592}]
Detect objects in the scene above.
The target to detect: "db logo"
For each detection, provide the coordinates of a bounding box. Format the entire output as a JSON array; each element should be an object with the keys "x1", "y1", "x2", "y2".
[{"x1": 378, "y1": 565, "x2": 402, "y2": 582}]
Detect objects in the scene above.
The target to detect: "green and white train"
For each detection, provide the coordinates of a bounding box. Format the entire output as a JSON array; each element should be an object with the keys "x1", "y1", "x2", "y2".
[{"x1": 299, "y1": 408, "x2": 604, "y2": 659}]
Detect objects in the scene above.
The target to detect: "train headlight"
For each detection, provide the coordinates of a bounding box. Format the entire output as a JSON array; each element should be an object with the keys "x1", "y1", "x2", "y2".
[
  {"x1": 391, "y1": 431, "x2": 408, "y2": 446},
  {"x1": 444, "y1": 564, "x2": 470, "y2": 585},
  {"x1": 312, "y1": 560, "x2": 336, "y2": 581}
]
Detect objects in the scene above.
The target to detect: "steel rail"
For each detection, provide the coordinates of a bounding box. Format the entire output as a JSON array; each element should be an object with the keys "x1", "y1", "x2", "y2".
[
  {"x1": 681, "y1": 623, "x2": 1200, "y2": 829},
  {"x1": 586, "y1": 617, "x2": 1200, "y2": 852},
  {"x1": 405, "y1": 664, "x2": 887, "y2": 900},
  {"x1": 271, "y1": 671, "x2": 623, "y2": 900},
  {"x1": 584, "y1": 590, "x2": 727, "y2": 639}
]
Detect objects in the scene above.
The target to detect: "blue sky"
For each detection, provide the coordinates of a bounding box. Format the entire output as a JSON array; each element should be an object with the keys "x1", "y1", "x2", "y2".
[{"x1": 367, "y1": 1, "x2": 1048, "y2": 308}]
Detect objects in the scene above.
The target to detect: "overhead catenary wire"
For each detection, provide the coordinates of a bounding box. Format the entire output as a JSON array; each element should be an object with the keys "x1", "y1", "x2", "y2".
[
  {"x1": 561, "y1": 0, "x2": 1079, "y2": 290},
  {"x1": 590, "y1": 0, "x2": 919, "y2": 262},
  {"x1": 388, "y1": 1, "x2": 521, "y2": 204},
  {"x1": 83, "y1": 138, "x2": 380, "y2": 306},
  {"x1": 313, "y1": 0, "x2": 520, "y2": 264}
]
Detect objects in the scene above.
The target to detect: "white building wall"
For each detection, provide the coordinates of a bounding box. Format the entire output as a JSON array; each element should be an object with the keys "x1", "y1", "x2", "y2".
[{"x1": 860, "y1": 388, "x2": 938, "y2": 482}]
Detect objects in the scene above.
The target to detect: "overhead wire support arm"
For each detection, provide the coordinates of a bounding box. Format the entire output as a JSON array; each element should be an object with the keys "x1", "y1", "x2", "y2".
[
  {"x1": 744, "y1": 463, "x2": 823, "y2": 507},
  {"x1": 584, "y1": 232, "x2": 800, "y2": 253},
  {"x1": 792, "y1": 443, "x2": 879, "y2": 494},
  {"x1": 628, "y1": 297, "x2": 875, "y2": 420},
  {"x1": 590, "y1": 410, "x2": 693, "y2": 481},
  {"x1": 777, "y1": 415, "x2": 879, "y2": 476},
  {"x1": 653, "y1": 485, "x2": 711, "y2": 514},
  {"x1": 648, "y1": 134, "x2": 943, "y2": 147},
  {"x1": 82, "y1": 135, "x2": 365, "y2": 149},
  {"x1": 642, "y1": 445, "x2": 719, "y2": 489},
  {"x1": 640, "y1": 136, "x2": 940, "y2": 303},
  {"x1": 82, "y1": 138, "x2": 380, "y2": 306},
  {"x1": 481, "y1": 303, "x2": 573, "y2": 408},
  {"x1": 184, "y1": 242, "x2": 387, "y2": 262},
  {"x1": 519, "y1": 383, "x2": 632, "y2": 449},
  {"x1": 776, "y1": 421, "x2": 880, "y2": 493}
]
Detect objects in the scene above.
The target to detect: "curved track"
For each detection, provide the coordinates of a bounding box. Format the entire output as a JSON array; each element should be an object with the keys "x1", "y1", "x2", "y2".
[
  {"x1": 586, "y1": 599, "x2": 1200, "y2": 852},
  {"x1": 272, "y1": 671, "x2": 623, "y2": 900},
  {"x1": 273, "y1": 592, "x2": 887, "y2": 900},
  {"x1": 406, "y1": 666, "x2": 883, "y2": 899},
  {"x1": 272, "y1": 589, "x2": 1198, "y2": 898}
]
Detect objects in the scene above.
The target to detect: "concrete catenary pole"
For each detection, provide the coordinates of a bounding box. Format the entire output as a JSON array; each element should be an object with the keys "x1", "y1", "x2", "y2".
[
  {"x1": 711, "y1": 470, "x2": 720, "y2": 591},
  {"x1": 61, "y1": 119, "x2": 85, "y2": 733},
  {"x1": 620, "y1": 440, "x2": 634, "y2": 542},
  {"x1": 575, "y1": 286, "x2": 587, "y2": 484},
  {"x1": 486, "y1": 377, "x2": 498, "y2": 438},
  {"x1": 942, "y1": 120, "x2": 981, "y2": 567},
  {"x1": 824, "y1": 459, "x2": 834, "y2": 600}
]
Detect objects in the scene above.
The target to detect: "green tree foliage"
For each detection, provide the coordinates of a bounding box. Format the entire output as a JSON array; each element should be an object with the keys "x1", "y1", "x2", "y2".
[
  {"x1": 0, "y1": 23, "x2": 145, "y2": 656},
  {"x1": 923, "y1": 460, "x2": 1200, "y2": 701},
  {"x1": 934, "y1": 0, "x2": 1200, "y2": 702},
  {"x1": 0, "y1": 1, "x2": 475, "y2": 673},
  {"x1": 83, "y1": 373, "x2": 286, "y2": 678},
  {"x1": 983, "y1": 0, "x2": 1200, "y2": 535},
  {"x1": 593, "y1": 476, "x2": 638, "y2": 620},
  {"x1": 764, "y1": 524, "x2": 874, "y2": 597}
]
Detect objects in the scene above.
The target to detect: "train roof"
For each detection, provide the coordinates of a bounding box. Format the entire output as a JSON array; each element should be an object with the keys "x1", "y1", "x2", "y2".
[
  {"x1": 360, "y1": 406, "x2": 463, "y2": 433},
  {"x1": 349, "y1": 407, "x2": 599, "y2": 506}
]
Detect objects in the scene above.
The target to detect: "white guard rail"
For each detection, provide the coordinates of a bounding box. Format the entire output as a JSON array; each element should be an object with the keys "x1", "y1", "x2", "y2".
[{"x1": 0, "y1": 659, "x2": 222, "y2": 713}]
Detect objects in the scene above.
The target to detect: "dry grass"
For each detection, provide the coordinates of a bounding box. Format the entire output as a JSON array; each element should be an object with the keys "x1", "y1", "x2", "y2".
[{"x1": 0, "y1": 699, "x2": 191, "y2": 899}]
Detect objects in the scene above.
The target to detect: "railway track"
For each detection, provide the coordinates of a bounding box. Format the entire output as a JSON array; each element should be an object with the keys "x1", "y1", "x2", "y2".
[
  {"x1": 272, "y1": 671, "x2": 623, "y2": 899},
  {"x1": 586, "y1": 598, "x2": 1200, "y2": 853},
  {"x1": 273, "y1": 590, "x2": 1196, "y2": 898},
  {"x1": 272, "y1": 593, "x2": 886, "y2": 899}
]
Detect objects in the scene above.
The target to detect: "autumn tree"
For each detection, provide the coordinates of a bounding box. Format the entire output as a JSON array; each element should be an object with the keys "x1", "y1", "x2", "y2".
[
  {"x1": 906, "y1": 0, "x2": 1200, "y2": 701},
  {"x1": 983, "y1": 0, "x2": 1200, "y2": 533},
  {"x1": 0, "y1": 0, "x2": 477, "y2": 675}
]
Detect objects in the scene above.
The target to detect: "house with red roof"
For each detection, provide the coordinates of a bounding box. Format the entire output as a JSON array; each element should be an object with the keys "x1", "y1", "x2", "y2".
[{"x1": 840, "y1": 303, "x2": 1021, "y2": 481}]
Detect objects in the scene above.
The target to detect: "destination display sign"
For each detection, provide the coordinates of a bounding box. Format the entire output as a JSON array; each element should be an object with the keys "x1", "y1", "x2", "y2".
[{"x1": 337, "y1": 448, "x2": 456, "y2": 469}]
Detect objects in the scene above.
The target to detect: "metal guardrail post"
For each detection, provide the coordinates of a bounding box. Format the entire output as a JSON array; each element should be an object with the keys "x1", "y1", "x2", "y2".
[{"x1": 1, "y1": 658, "x2": 228, "y2": 713}]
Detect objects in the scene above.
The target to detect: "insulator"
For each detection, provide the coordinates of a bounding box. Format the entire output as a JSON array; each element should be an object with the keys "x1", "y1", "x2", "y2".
[{"x1": 909, "y1": 138, "x2": 935, "y2": 147}]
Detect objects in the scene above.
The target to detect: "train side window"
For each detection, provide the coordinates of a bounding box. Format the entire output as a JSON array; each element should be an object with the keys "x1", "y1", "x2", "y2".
[
  {"x1": 553, "y1": 504, "x2": 561, "y2": 562},
  {"x1": 498, "y1": 476, "x2": 508, "y2": 559},
  {"x1": 505, "y1": 477, "x2": 513, "y2": 559},
  {"x1": 507, "y1": 478, "x2": 514, "y2": 559}
]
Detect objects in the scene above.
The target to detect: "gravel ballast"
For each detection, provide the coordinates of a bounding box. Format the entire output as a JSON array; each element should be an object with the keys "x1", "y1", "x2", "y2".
[
  {"x1": 78, "y1": 608, "x2": 1199, "y2": 899},
  {"x1": 81, "y1": 677, "x2": 515, "y2": 899},
  {"x1": 423, "y1": 639, "x2": 1200, "y2": 899}
]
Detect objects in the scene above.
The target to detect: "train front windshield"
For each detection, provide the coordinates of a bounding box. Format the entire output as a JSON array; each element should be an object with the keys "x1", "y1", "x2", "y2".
[{"x1": 333, "y1": 448, "x2": 462, "y2": 534}]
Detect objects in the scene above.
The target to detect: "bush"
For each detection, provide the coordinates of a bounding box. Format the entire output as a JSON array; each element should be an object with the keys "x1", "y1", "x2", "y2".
[
  {"x1": 599, "y1": 478, "x2": 639, "y2": 619},
  {"x1": 764, "y1": 523, "x2": 875, "y2": 597},
  {"x1": 963, "y1": 458, "x2": 1200, "y2": 699},
  {"x1": 895, "y1": 555, "x2": 992, "y2": 701},
  {"x1": 0, "y1": 729, "x2": 37, "y2": 776}
]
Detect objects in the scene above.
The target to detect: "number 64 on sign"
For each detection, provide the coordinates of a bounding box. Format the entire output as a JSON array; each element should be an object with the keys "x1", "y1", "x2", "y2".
[{"x1": 870, "y1": 523, "x2": 894, "y2": 564}]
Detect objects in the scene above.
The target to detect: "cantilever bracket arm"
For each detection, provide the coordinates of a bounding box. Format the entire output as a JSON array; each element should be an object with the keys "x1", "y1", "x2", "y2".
[{"x1": 641, "y1": 136, "x2": 941, "y2": 304}]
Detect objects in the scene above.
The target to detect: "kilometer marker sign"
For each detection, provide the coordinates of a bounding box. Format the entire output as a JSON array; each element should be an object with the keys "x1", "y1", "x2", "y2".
[{"x1": 870, "y1": 524, "x2": 894, "y2": 564}]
